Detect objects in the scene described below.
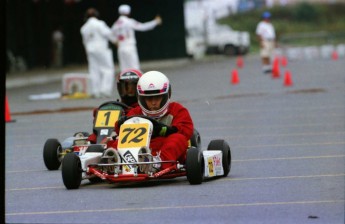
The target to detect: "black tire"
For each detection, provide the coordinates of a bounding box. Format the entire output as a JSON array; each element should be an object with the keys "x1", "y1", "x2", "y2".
[
  {"x1": 43, "y1": 138, "x2": 63, "y2": 170},
  {"x1": 86, "y1": 144, "x2": 105, "y2": 153},
  {"x1": 62, "y1": 153, "x2": 82, "y2": 189},
  {"x1": 224, "y1": 45, "x2": 237, "y2": 56},
  {"x1": 207, "y1": 139, "x2": 231, "y2": 177},
  {"x1": 190, "y1": 129, "x2": 201, "y2": 150},
  {"x1": 73, "y1": 132, "x2": 90, "y2": 137},
  {"x1": 186, "y1": 147, "x2": 204, "y2": 185}
]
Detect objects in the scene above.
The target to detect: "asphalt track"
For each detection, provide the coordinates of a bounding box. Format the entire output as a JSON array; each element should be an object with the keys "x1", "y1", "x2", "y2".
[{"x1": 5, "y1": 54, "x2": 345, "y2": 223}]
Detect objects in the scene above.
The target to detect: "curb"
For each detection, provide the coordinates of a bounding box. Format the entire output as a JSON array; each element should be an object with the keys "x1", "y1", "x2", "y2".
[{"x1": 6, "y1": 58, "x2": 190, "y2": 89}]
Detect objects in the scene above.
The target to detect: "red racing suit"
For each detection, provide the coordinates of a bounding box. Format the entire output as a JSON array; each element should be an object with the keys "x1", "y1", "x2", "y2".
[{"x1": 108, "y1": 102, "x2": 194, "y2": 170}]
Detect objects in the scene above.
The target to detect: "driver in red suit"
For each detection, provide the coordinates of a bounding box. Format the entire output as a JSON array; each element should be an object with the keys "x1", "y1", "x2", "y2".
[
  {"x1": 87, "y1": 69, "x2": 143, "y2": 144},
  {"x1": 108, "y1": 71, "x2": 194, "y2": 170}
]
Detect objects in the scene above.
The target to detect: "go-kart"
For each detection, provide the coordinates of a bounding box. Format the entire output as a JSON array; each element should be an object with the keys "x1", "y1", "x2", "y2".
[
  {"x1": 61, "y1": 115, "x2": 231, "y2": 189},
  {"x1": 43, "y1": 101, "x2": 128, "y2": 170}
]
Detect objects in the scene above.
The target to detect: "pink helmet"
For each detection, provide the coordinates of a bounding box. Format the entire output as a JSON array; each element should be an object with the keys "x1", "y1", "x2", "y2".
[{"x1": 137, "y1": 71, "x2": 171, "y2": 118}]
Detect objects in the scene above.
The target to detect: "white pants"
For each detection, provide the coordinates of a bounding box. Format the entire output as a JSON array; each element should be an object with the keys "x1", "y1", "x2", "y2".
[
  {"x1": 260, "y1": 40, "x2": 275, "y2": 58},
  {"x1": 118, "y1": 45, "x2": 140, "y2": 72},
  {"x1": 87, "y1": 48, "x2": 115, "y2": 97}
]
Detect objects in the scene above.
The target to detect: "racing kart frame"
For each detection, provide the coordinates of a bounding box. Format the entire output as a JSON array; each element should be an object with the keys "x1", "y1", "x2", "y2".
[
  {"x1": 43, "y1": 101, "x2": 128, "y2": 170},
  {"x1": 61, "y1": 115, "x2": 231, "y2": 189}
]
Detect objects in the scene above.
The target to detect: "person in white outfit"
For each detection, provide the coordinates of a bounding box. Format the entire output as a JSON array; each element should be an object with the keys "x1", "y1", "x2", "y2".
[
  {"x1": 81, "y1": 8, "x2": 116, "y2": 98},
  {"x1": 256, "y1": 11, "x2": 276, "y2": 74},
  {"x1": 111, "y1": 4, "x2": 162, "y2": 74}
]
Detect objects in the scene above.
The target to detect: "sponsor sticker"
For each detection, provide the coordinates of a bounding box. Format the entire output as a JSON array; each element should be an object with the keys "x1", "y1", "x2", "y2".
[
  {"x1": 207, "y1": 157, "x2": 215, "y2": 177},
  {"x1": 100, "y1": 129, "x2": 109, "y2": 135}
]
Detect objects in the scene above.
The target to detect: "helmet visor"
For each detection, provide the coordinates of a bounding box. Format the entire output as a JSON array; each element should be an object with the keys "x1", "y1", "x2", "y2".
[
  {"x1": 118, "y1": 80, "x2": 137, "y2": 97},
  {"x1": 138, "y1": 93, "x2": 169, "y2": 114}
]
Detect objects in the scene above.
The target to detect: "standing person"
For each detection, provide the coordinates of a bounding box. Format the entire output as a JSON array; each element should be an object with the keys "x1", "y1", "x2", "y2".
[
  {"x1": 255, "y1": 11, "x2": 276, "y2": 74},
  {"x1": 81, "y1": 8, "x2": 116, "y2": 98},
  {"x1": 51, "y1": 26, "x2": 64, "y2": 68},
  {"x1": 111, "y1": 4, "x2": 162, "y2": 73},
  {"x1": 109, "y1": 71, "x2": 194, "y2": 171}
]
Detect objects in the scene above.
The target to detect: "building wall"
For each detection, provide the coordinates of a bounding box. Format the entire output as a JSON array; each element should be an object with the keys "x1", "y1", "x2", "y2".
[{"x1": 6, "y1": 0, "x2": 186, "y2": 70}]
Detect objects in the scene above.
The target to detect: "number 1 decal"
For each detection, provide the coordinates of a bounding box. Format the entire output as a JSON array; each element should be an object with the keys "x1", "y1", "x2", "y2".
[{"x1": 95, "y1": 110, "x2": 120, "y2": 128}]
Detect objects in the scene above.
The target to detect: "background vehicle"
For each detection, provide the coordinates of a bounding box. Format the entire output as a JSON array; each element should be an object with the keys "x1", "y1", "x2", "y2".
[
  {"x1": 43, "y1": 101, "x2": 126, "y2": 170},
  {"x1": 184, "y1": 0, "x2": 250, "y2": 58}
]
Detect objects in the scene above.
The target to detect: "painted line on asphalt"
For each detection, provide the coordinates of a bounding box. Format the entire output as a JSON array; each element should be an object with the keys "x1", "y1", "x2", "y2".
[
  {"x1": 221, "y1": 131, "x2": 345, "y2": 139},
  {"x1": 235, "y1": 141, "x2": 345, "y2": 149},
  {"x1": 197, "y1": 122, "x2": 344, "y2": 130},
  {"x1": 6, "y1": 173, "x2": 344, "y2": 192},
  {"x1": 6, "y1": 200, "x2": 344, "y2": 216},
  {"x1": 222, "y1": 173, "x2": 345, "y2": 182},
  {"x1": 6, "y1": 169, "x2": 51, "y2": 173},
  {"x1": 191, "y1": 105, "x2": 345, "y2": 115},
  {"x1": 233, "y1": 154, "x2": 345, "y2": 162},
  {"x1": 196, "y1": 113, "x2": 344, "y2": 122},
  {"x1": 5, "y1": 186, "x2": 64, "y2": 192}
]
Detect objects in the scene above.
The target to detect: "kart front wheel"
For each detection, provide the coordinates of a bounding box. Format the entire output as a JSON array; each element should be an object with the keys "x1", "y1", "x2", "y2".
[
  {"x1": 62, "y1": 153, "x2": 82, "y2": 189},
  {"x1": 186, "y1": 147, "x2": 204, "y2": 185},
  {"x1": 207, "y1": 139, "x2": 231, "y2": 177},
  {"x1": 43, "y1": 138, "x2": 63, "y2": 170}
]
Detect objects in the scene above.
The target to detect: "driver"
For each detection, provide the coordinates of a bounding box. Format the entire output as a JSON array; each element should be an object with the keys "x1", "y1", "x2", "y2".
[
  {"x1": 87, "y1": 69, "x2": 143, "y2": 144},
  {"x1": 116, "y1": 68, "x2": 143, "y2": 108},
  {"x1": 109, "y1": 71, "x2": 194, "y2": 170}
]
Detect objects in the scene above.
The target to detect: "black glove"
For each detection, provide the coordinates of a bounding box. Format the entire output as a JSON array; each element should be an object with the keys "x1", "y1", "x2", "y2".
[
  {"x1": 151, "y1": 120, "x2": 177, "y2": 138},
  {"x1": 116, "y1": 116, "x2": 127, "y2": 129}
]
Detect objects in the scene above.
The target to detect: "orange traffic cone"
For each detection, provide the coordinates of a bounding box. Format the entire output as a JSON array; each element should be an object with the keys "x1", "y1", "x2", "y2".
[
  {"x1": 281, "y1": 56, "x2": 288, "y2": 67},
  {"x1": 236, "y1": 56, "x2": 244, "y2": 68},
  {"x1": 272, "y1": 57, "x2": 280, "y2": 78},
  {"x1": 5, "y1": 96, "x2": 15, "y2": 122},
  {"x1": 231, "y1": 69, "x2": 240, "y2": 85},
  {"x1": 284, "y1": 70, "x2": 293, "y2": 86},
  {"x1": 332, "y1": 50, "x2": 338, "y2": 61}
]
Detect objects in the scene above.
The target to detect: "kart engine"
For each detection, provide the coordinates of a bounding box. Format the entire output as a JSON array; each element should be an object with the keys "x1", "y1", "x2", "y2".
[{"x1": 101, "y1": 148, "x2": 120, "y2": 174}]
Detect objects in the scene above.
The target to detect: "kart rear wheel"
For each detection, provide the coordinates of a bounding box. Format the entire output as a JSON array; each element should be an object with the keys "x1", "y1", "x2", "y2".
[
  {"x1": 62, "y1": 153, "x2": 82, "y2": 189},
  {"x1": 186, "y1": 147, "x2": 204, "y2": 185},
  {"x1": 43, "y1": 138, "x2": 63, "y2": 170},
  {"x1": 207, "y1": 139, "x2": 231, "y2": 177},
  {"x1": 190, "y1": 129, "x2": 201, "y2": 150}
]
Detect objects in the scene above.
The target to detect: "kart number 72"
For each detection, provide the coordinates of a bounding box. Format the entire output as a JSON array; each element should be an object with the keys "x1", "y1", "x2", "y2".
[{"x1": 118, "y1": 123, "x2": 150, "y2": 149}]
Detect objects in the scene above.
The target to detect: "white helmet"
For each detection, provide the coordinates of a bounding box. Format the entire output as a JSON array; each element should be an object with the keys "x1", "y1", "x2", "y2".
[
  {"x1": 137, "y1": 71, "x2": 171, "y2": 118},
  {"x1": 118, "y1": 4, "x2": 131, "y2": 15}
]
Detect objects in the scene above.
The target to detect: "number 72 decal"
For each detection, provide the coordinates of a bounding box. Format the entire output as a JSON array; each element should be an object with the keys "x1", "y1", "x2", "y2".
[{"x1": 118, "y1": 123, "x2": 150, "y2": 149}]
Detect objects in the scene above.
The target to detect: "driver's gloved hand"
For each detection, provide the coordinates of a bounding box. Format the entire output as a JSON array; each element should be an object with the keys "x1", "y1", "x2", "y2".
[
  {"x1": 117, "y1": 116, "x2": 127, "y2": 128},
  {"x1": 152, "y1": 121, "x2": 177, "y2": 138},
  {"x1": 115, "y1": 116, "x2": 127, "y2": 134}
]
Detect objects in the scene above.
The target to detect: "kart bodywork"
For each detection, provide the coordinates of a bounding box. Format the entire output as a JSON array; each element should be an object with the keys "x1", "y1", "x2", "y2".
[
  {"x1": 43, "y1": 101, "x2": 127, "y2": 170},
  {"x1": 61, "y1": 116, "x2": 231, "y2": 189}
]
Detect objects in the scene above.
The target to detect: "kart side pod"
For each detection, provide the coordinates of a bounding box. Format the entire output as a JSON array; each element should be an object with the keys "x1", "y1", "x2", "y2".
[{"x1": 202, "y1": 151, "x2": 224, "y2": 177}]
